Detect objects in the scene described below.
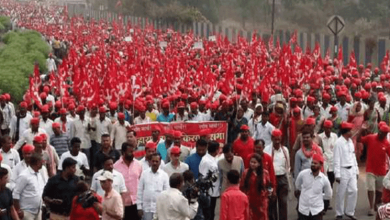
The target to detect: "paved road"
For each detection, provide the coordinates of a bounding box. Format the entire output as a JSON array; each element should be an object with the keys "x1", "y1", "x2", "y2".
[{"x1": 288, "y1": 165, "x2": 376, "y2": 220}]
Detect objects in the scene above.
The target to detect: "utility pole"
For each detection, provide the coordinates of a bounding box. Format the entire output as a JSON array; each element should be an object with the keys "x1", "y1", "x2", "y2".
[{"x1": 271, "y1": 0, "x2": 275, "y2": 35}]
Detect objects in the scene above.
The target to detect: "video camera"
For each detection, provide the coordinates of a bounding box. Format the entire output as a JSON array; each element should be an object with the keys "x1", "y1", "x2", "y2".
[
  {"x1": 77, "y1": 191, "x2": 99, "y2": 209},
  {"x1": 183, "y1": 170, "x2": 218, "y2": 203}
]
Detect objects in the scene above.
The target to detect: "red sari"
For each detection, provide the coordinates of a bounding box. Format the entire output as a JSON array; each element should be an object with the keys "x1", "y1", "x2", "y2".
[{"x1": 240, "y1": 169, "x2": 271, "y2": 220}]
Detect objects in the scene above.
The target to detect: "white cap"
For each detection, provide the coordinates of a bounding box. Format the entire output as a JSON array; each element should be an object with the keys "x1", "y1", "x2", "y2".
[{"x1": 97, "y1": 171, "x2": 113, "y2": 181}]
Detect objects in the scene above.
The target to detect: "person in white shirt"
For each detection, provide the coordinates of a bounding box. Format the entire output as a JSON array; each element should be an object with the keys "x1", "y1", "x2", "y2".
[
  {"x1": 137, "y1": 153, "x2": 169, "y2": 220},
  {"x1": 10, "y1": 102, "x2": 32, "y2": 143},
  {"x1": 0, "y1": 152, "x2": 13, "y2": 189},
  {"x1": 155, "y1": 173, "x2": 198, "y2": 220},
  {"x1": 67, "y1": 104, "x2": 79, "y2": 121},
  {"x1": 302, "y1": 96, "x2": 315, "y2": 120},
  {"x1": 46, "y1": 53, "x2": 57, "y2": 73},
  {"x1": 39, "y1": 105, "x2": 54, "y2": 137},
  {"x1": 70, "y1": 105, "x2": 91, "y2": 160},
  {"x1": 58, "y1": 137, "x2": 89, "y2": 179},
  {"x1": 139, "y1": 142, "x2": 165, "y2": 171},
  {"x1": 108, "y1": 102, "x2": 118, "y2": 124},
  {"x1": 14, "y1": 117, "x2": 47, "y2": 151},
  {"x1": 134, "y1": 106, "x2": 151, "y2": 125},
  {"x1": 54, "y1": 108, "x2": 73, "y2": 137},
  {"x1": 91, "y1": 154, "x2": 127, "y2": 197},
  {"x1": 333, "y1": 122, "x2": 358, "y2": 220},
  {"x1": 111, "y1": 112, "x2": 130, "y2": 150},
  {"x1": 317, "y1": 120, "x2": 338, "y2": 188},
  {"x1": 335, "y1": 92, "x2": 351, "y2": 122},
  {"x1": 94, "y1": 106, "x2": 112, "y2": 145},
  {"x1": 263, "y1": 129, "x2": 290, "y2": 220},
  {"x1": 11, "y1": 145, "x2": 34, "y2": 189},
  {"x1": 198, "y1": 141, "x2": 220, "y2": 220},
  {"x1": 188, "y1": 102, "x2": 204, "y2": 122},
  {"x1": 199, "y1": 100, "x2": 212, "y2": 121},
  {"x1": 4, "y1": 94, "x2": 15, "y2": 117},
  {"x1": 295, "y1": 154, "x2": 332, "y2": 219},
  {"x1": 241, "y1": 99, "x2": 254, "y2": 121},
  {"x1": 0, "y1": 95, "x2": 12, "y2": 133},
  {"x1": 0, "y1": 135, "x2": 20, "y2": 170},
  {"x1": 13, "y1": 153, "x2": 47, "y2": 220},
  {"x1": 253, "y1": 111, "x2": 275, "y2": 146},
  {"x1": 175, "y1": 102, "x2": 189, "y2": 122},
  {"x1": 163, "y1": 146, "x2": 189, "y2": 177}
]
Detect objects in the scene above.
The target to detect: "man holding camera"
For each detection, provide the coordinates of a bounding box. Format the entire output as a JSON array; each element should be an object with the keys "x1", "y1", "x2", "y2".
[{"x1": 155, "y1": 173, "x2": 198, "y2": 220}]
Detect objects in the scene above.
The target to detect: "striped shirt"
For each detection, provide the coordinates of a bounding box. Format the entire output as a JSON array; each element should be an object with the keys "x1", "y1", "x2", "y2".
[{"x1": 50, "y1": 133, "x2": 70, "y2": 157}]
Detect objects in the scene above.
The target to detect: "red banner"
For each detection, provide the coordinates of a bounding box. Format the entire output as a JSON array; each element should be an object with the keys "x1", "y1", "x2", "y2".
[{"x1": 131, "y1": 121, "x2": 228, "y2": 148}]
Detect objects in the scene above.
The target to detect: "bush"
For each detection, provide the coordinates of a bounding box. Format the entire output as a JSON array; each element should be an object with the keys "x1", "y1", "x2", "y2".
[
  {"x1": 0, "y1": 16, "x2": 11, "y2": 31},
  {"x1": 0, "y1": 29, "x2": 50, "y2": 102}
]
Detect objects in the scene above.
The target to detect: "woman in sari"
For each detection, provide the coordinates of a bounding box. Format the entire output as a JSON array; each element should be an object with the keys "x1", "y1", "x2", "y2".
[
  {"x1": 348, "y1": 101, "x2": 365, "y2": 160},
  {"x1": 240, "y1": 153, "x2": 271, "y2": 220}
]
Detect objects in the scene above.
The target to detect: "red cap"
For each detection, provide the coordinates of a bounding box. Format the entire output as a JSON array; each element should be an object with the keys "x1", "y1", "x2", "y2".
[
  {"x1": 162, "y1": 102, "x2": 170, "y2": 109},
  {"x1": 30, "y1": 117, "x2": 40, "y2": 124},
  {"x1": 77, "y1": 105, "x2": 85, "y2": 112},
  {"x1": 293, "y1": 107, "x2": 300, "y2": 113},
  {"x1": 307, "y1": 96, "x2": 315, "y2": 102},
  {"x1": 152, "y1": 126, "x2": 161, "y2": 133},
  {"x1": 290, "y1": 97, "x2": 297, "y2": 102},
  {"x1": 340, "y1": 122, "x2": 353, "y2": 130},
  {"x1": 33, "y1": 111, "x2": 41, "y2": 118},
  {"x1": 330, "y1": 106, "x2": 338, "y2": 112},
  {"x1": 190, "y1": 102, "x2": 198, "y2": 109},
  {"x1": 68, "y1": 104, "x2": 75, "y2": 111},
  {"x1": 20, "y1": 101, "x2": 28, "y2": 108},
  {"x1": 173, "y1": 131, "x2": 182, "y2": 138},
  {"x1": 240, "y1": 125, "x2": 249, "y2": 131},
  {"x1": 109, "y1": 102, "x2": 117, "y2": 110},
  {"x1": 33, "y1": 135, "x2": 43, "y2": 143},
  {"x1": 305, "y1": 118, "x2": 315, "y2": 125},
  {"x1": 177, "y1": 102, "x2": 185, "y2": 108},
  {"x1": 41, "y1": 105, "x2": 50, "y2": 113},
  {"x1": 55, "y1": 100, "x2": 62, "y2": 108},
  {"x1": 322, "y1": 93, "x2": 330, "y2": 100},
  {"x1": 22, "y1": 144, "x2": 35, "y2": 153},
  {"x1": 171, "y1": 146, "x2": 181, "y2": 155},
  {"x1": 99, "y1": 106, "x2": 106, "y2": 113},
  {"x1": 323, "y1": 120, "x2": 333, "y2": 128},
  {"x1": 40, "y1": 92, "x2": 47, "y2": 99},
  {"x1": 118, "y1": 112, "x2": 125, "y2": 120},
  {"x1": 52, "y1": 122, "x2": 61, "y2": 128},
  {"x1": 43, "y1": 86, "x2": 50, "y2": 93},
  {"x1": 380, "y1": 96, "x2": 387, "y2": 102},
  {"x1": 354, "y1": 92, "x2": 361, "y2": 99},
  {"x1": 380, "y1": 125, "x2": 390, "y2": 133},
  {"x1": 312, "y1": 153, "x2": 324, "y2": 164},
  {"x1": 138, "y1": 105, "x2": 146, "y2": 112},
  {"x1": 40, "y1": 133, "x2": 47, "y2": 141},
  {"x1": 59, "y1": 108, "x2": 67, "y2": 115},
  {"x1": 145, "y1": 142, "x2": 157, "y2": 149},
  {"x1": 272, "y1": 129, "x2": 282, "y2": 137}
]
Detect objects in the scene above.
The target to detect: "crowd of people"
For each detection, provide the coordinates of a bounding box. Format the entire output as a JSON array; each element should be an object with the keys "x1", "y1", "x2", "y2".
[{"x1": 2, "y1": 0, "x2": 390, "y2": 220}]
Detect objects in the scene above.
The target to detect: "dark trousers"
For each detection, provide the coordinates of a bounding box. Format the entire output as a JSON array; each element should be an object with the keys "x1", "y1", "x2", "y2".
[
  {"x1": 124, "y1": 205, "x2": 139, "y2": 220},
  {"x1": 269, "y1": 175, "x2": 289, "y2": 220},
  {"x1": 90, "y1": 140, "x2": 99, "y2": 169},
  {"x1": 327, "y1": 171, "x2": 335, "y2": 189},
  {"x1": 298, "y1": 212, "x2": 323, "y2": 220},
  {"x1": 204, "y1": 196, "x2": 218, "y2": 220}
]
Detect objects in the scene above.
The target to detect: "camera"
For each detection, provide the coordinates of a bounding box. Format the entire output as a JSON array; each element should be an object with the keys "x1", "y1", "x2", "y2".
[
  {"x1": 183, "y1": 170, "x2": 218, "y2": 203},
  {"x1": 77, "y1": 191, "x2": 98, "y2": 209}
]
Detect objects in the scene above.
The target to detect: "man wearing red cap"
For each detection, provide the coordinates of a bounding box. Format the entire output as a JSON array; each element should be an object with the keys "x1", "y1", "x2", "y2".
[
  {"x1": 50, "y1": 122, "x2": 70, "y2": 157},
  {"x1": 111, "y1": 112, "x2": 130, "y2": 151},
  {"x1": 263, "y1": 129, "x2": 290, "y2": 220},
  {"x1": 54, "y1": 108, "x2": 74, "y2": 137},
  {"x1": 139, "y1": 142, "x2": 165, "y2": 171},
  {"x1": 253, "y1": 111, "x2": 275, "y2": 146},
  {"x1": 145, "y1": 101, "x2": 159, "y2": 122},
  {"x1": 358, "y1": 124, "x2": 390, "y2": 216},
  {"x1": 95, "y1": 106, "x2": 113, "y2": 146},
  {"x1": 163, "y1": 146, "x2": 189, "y2": 177},
  {"x1": 241, "y1": 99, "x2": 254, "y2": 121},
  {"x1": 233, "y1": 125, "x2": 254, "y2": 168},
  {"x1": 134, "y1": 106, "x2": 151, "y2": 125},
  {"x1": 156, "y1": 102, "x2": 174, "y2": 122},
  {"x1": 108, "y1": 102, "x2": 118, "y2": 124},
  {"x1": 175, "y1": 102, "x2": 189, "y2": 122},
  {"x1": 302, "y1": 96, "x2": 315, "y2": 120},
  {"x1": 295, "y1": 153, "x2": 332, "y2": 220},
  {"x1": 70, "y1": 105, "x2": 91, "y2": 161},
  {"x1": 67, "y1": 104, "x2": 78, "y2": 121},
  {"x1": 39, "y1": 105, "x2": 54, "y2": 137},
  {"x1": 170, "y1": 131, "x2": 191, "y2": 162},
  {"x1": 375, "y1": 96, "x2": 388, "y2": 119},
  {"x1": 320, "y1": 93, "x2": 332, "y2": 119},
  {"x1": 10, "y1": 101, "x2": 32, "y2": 143},
  {"x1": 14, "y1": 118, "x2": 47, "y2": 151},
  {"x1": 335, "y1": 92, "x2": 351, "y2": 122},
  {"x1": 188, "y1": 102, "x2": 205, "y2": 122},
  {"x1": 318, "y1": 120, "x2": 338, "y2": 188},
  {"x1": 0, "y1": 135, "x2": 20, "y2": 170},
  {"x1": 333, "y1": 122, "x2": 358, "y2": 220}
]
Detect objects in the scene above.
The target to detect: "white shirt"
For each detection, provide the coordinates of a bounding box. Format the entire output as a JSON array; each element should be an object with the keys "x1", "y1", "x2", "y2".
[
  {"x1": 333, "y1": 135, "x2": 359, "y2": 178},
  {"x1": 318, "y1": 132, "x2": 338, "y2": 172},
  {"x1": 162, "y1": 162, "x2": 189, "y2": 177},
  {"x1": 302, "y1": 105, "x2": 314, "y2": 120},
  {"x1": 243, "y1": 108, "x2": 254, "y2": 121},
  {"x1": 7, "y1": 102, "x2": 15, "y2": 118},
  {"x1": 264, "y1": 145, "x2": 290, "y2": 176},
  {"x1": 110, "y1": 121, "x2": 130, "y2": 150},
  {"x1": 139, "y1": 158, "x2": 165, "y2": 171},
  {"x1": 335, "y1": 102, "x2": 351, "y2": 122},
  {"x1": 189, "y1": 113, "x2": 204, "y2": 122},
  {"x1": 137, "y1": 168, "x2": 169, "y2": 213},
  {"x1": 383, "y1": 170, "x2": 390, "y2": 190},
  {"x1": 46, "y1": 58, "x2": 57, "y2": 72},
  {"x1": 1, "y1": 163, "x2": 12, "y2": 189},
  {"x1": 46, "y1": 94, "x2": 55, "y2": 106},
  {"x1": 10, "y1": 114, "x2": 32, "y2": 141},
  {"x1": 54, "y1": 117, "x2": 74, "y2": 137},
  {"x1": 13, "y1": 167, "x2": 46, "y2": 214},
  {"x1": 295, "y1": 169, "x2": 332, "y2": 216},
  {"x1": 199, "y1": 153, "x2": 220, "y2": 197},
  {"x1": 91, "y1": 169, "x2": 127, "y2": 197},
  {"x1": 39, "y1": 118, "x2": 54, "y2": 137},
  {"x1": 10, "y1": 160, "x2": 48, "y2": 191},
  {"x1": 200, "y1": 110, "x2": 212, "y2": 121},
  {"x1": 0, "y1": 148, "x2": 20, "y2": 170},
  {"x1": 175, "y1": 112, "x2": 189, "y2": 122},
  {"x1": 71, "y1": 117, "x2": 91, "y2": 149},
  {"x1": 95, "y1": 117, "x2": 112, "y2": 144},
  {"x1": 375, "y1": 102, "x2": 388, "y2": 119},
  {"x1": 320, "y1": 104, "x2": 332, "y2": 119},
  {"x1": 134, "y1": 116, "x2": 151, "y2": 125},
  {"x1": 155, "y1": 188, "x2": 198, "y2": 220},
  {"x1": 0, "y1": 104, "x2": 12, "y2": 129},
  {"x1": 58, "y1": 151, "x2": 89, "y2": 177},
  {"x1": 253, "y1": 122, "x2": 275, "y2": 146},
  {"x1": 14, "y1": 128, "x2": 47, "y2": 150}
]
